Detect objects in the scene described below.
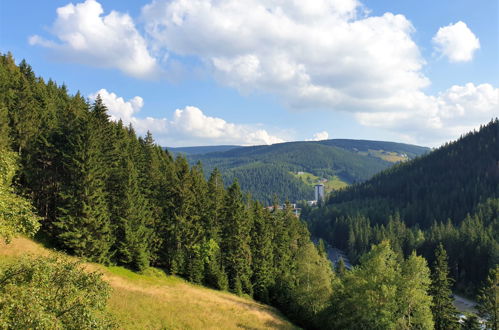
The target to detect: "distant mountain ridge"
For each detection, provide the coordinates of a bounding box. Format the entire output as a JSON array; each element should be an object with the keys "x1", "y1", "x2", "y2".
[
  {"x1": 166, "y1": 145, "x2": 240, "y2": 155},
  {"x1": 165, "y1": 139, "x2": 430, "y2": 204}
]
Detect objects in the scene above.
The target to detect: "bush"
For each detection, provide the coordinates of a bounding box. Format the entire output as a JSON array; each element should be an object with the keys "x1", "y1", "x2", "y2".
[{"x1": 0, "y1": 255, "x2": 116, "y2": 329}]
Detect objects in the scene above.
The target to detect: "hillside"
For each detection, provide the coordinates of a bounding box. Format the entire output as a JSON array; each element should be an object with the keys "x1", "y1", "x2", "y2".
[
  {"x1": 187, "y1": 140, "x2": 429, "y2": 204},
  {"x1": 166, "y1": 145, "x2": 240, "y2": 156},
  {"x1": 0, "y1": 237, "x2": 297, "y2": 330},
  {"x1": 0, "y1": 54, "x2": 334, "y2": 329},
  {"x1": 304, "y1": 120, "x2": 499, "y2": 293}
]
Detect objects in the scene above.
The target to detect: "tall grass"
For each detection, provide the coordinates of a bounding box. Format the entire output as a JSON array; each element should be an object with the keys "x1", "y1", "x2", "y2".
[{"x1": 1, "y1": 237, "x2": 298, "y2": 330}]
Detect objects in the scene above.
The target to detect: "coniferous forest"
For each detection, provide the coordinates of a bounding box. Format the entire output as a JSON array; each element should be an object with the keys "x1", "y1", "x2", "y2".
[
  {"x1": 304, "y1": 119, "x2": 499, "y2": 295},
  {"x1": 1, "y1": 52, "x2": 498, "y2": 329},
  {"x1": 0, "y1": 53, "x2": 335, "y2": 328}
]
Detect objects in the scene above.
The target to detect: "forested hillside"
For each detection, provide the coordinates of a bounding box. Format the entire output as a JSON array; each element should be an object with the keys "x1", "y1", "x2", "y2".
[
  {"x1": 167, "y1": 145, "x2": 240, "y2": 156},
  {"x1": 0, "y1": 53, "x2": 336, "y2": 328},
  {"x1": 2, "y1": 53, "x2": 498, "y2": 329},
  {"x1": 304, "y1": 120, "x2": 499, "y2": 294},
  {"x1": 188, "y1": 140, "x2": 429, "y2": 204}
]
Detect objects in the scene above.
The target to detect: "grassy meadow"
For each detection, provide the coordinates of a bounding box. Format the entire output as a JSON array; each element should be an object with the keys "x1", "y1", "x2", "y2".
[{"x1": 0, "y1": 237, "x2": 298, "y2": 330}]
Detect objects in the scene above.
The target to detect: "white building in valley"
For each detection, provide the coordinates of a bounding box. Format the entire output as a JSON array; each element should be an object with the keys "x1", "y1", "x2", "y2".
[{"x1": 314, "y1": 184, "x2": 325, "y2": 202}]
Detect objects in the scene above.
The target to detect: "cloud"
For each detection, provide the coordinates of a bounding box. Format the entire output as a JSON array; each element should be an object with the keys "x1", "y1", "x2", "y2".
[
  {"x1": 139, "y1": 1, "x2": 497, "y2": 145},
  {"x1": 432, "y1": 21, "x2": 480, "y2": 62},
  {"x1": 31, "y1": 1, "x2": 495, "y2": 146},
  {"x1": 89, "y1": 89, "x2": 285, "y2": 146},
  {"x1": 355, "y1": 83, "x2": 499, "y2": 145},
  {"x1": 29, "y1": 0, "x2": 159, "y2": 79},
  {"x1": 308, "y1": 131, "x2": 329, "y2": 141},
  {"x1": 141, "y1": 0, "x2": 428, "y2": 110}
]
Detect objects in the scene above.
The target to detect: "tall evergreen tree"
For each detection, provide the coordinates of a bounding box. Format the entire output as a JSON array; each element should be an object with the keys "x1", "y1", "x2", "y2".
[
  {"x1": 250, "y1": 201, "x2": 274, "y2": 302},
  {"x1": 221, "y1": 180, "x2": 253, "y2": 295},
  {"x1": 54, "y1": 102, "x2": 113, "y2": 263},
  {"x1": 430, "y1": 244, "x2": 459, "y2": 330},
  {"x1": 114, "y1": 153, "x2": 153, "y2": 271}
]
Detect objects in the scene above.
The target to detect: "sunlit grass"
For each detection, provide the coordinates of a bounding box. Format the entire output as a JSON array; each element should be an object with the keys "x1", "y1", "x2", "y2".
[
  {"x1": 291, "y1": 171, "x2": 348, "y2": 193},
  {"x1": 0, "y1": 237, "x2": 298, "y2": 330}
]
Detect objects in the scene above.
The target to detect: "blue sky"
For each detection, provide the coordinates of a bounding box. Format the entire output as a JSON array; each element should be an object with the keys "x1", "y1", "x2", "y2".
[{"x1": 1, "y1": 0, "x2": 497, "y2": 147}]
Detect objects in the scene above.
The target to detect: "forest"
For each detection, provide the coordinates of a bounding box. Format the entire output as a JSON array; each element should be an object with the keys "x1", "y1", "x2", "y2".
[
  {"x1": 304, "y1": 120, "x2": 499, "y2": 295},
  {"x1": 186, "y1": 139, "x2": 428, "y2": 204},
  {"x1": 0, "y1": 53, "x2": 498, "y2": 329}
]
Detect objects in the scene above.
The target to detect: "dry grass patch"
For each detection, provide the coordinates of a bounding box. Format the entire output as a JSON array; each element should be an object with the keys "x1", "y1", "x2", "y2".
[{"x1": 0, "y1": 237, "x2": 298, "y2": 330}]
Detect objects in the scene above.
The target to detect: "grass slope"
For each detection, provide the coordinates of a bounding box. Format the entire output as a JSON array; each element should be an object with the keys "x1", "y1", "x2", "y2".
[
  {"x1": 291, "y1": 171, "x2": 348, "y2": 193},
  {"x1": 0, "y1": 237, "x2": 298, "y2": 330}
]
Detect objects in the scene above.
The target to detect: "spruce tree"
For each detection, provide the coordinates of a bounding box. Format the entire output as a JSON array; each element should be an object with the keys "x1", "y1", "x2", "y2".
[
  {"x1": 430, "y1": 243, "x2": 459, "y2": 330},
  {"x1": 114, "y1": 154, "x2": 153, "y2": 271},
  {"x1": 221, "y1": 180, "x2": 253, "y2": 295},
  {"x1": 206, "y1": 168, "x2": 225, "y2": 240},
  {"x1": 250, "y1": 201, "x2": 274, "y2": 302},
  {"x1": 54, "y1": 102, "x2": 113, "y2": 263}
]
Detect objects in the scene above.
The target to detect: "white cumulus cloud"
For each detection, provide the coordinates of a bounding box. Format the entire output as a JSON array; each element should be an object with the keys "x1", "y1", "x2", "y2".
[
  {"x1": 29, "y1": 0, "x2": 159, "y2": 79},
  {"x1": 355, "y1": 83, "x2": 499, "y2": 145},
  {"x1": 308, "y1": 131, "x2": 330, "y2": 141},
  {"x1": 432, "y1": 21, "x2": 480, "y2": 62},
  {"x1": 141, "y1": 0, "x2": 428, "y2": 110},
  {"x1": 31, "y1": 1, "x2": 496, "y2": 146},
  {"x1": 89, "y1": 89, "x2": 285, "y2": 146}
]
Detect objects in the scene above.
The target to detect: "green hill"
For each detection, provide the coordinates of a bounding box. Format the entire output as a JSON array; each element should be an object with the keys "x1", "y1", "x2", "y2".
[
  {"x1": 166, "y1": 145, "x2": 240, "y2": 156},
  {"x1": 187, "y1": 140, "x2": 429, "y2": 204},
  {"x1": 304, "y1": 120, "x2": 499, "y2": 294}
]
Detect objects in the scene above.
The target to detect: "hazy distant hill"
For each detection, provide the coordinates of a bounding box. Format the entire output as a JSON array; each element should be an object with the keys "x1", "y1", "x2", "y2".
[
  {"x1": 166, "y1": 145, "x2": 240, "y2": 156},
  {"x1": 174, "y1": 139, "x2": 430, "y2": 204}
]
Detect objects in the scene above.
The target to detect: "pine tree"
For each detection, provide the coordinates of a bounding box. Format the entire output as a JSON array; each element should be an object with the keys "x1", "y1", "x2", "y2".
[
  {"x1": 163, "y1": 156, "x2": 197, "y2": 275},
  {"x1": 477, "y1": 266, "x2": 499, "y2": 330},
  {"x1": 221, "y1": 180, "x2": 253, "y2": 295},
  {"x1": 205, "y1": 168, "x2": 225, "y2": 240},
  {"x1": 430, "y1": 244, "x2": 459, "y2": 330},
  {"x1": 250, "y1": 201, "x2": 274, "y2": 302},
  {"x1": 114, "y1": 154, "x2": 153, "y2": 271},
  {"x1": 54, "y1": 103, "x2": 113, "y2": 263},
  {"x1": 184, "y1": 163, "x2": 208, "y2": 284}
]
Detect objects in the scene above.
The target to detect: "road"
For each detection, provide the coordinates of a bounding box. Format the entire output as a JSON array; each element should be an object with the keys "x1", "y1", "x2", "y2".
[{"x1": 453, "y1": 294, "x2": 478, "y2": 314}]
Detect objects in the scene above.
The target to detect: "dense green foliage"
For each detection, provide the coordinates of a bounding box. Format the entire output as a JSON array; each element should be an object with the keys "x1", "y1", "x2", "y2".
[
  {"x1": 430, "y1": 244, "x2": 459, "y2": 330},
  {"x1": 316, "y1": 139, "x2": 429, "y2": 159},
  {"x1": 5, "y1": 52, "x2": 496, "y2": 329},
  {"x1": 0, "y1": 53, "x2": 336, "y2": 329},
  {"x1": 304, "y1": 120, "x2": 499, "y2": 293},
  {"x1": 0, "y1": 143, "x2": 40, "y2": 242},
  {"x1": 188, "y1": 139, "x2": 428, "y2": 204},
  {"x1": 0, "y1": 256, "x2": 115, "y2": 329},
  {"x1": 323, "y1": 241, "x2": 434, "y2": 329},
  {"x1": 223, "y1": 162, "x2": 314, "y2": 203}
]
